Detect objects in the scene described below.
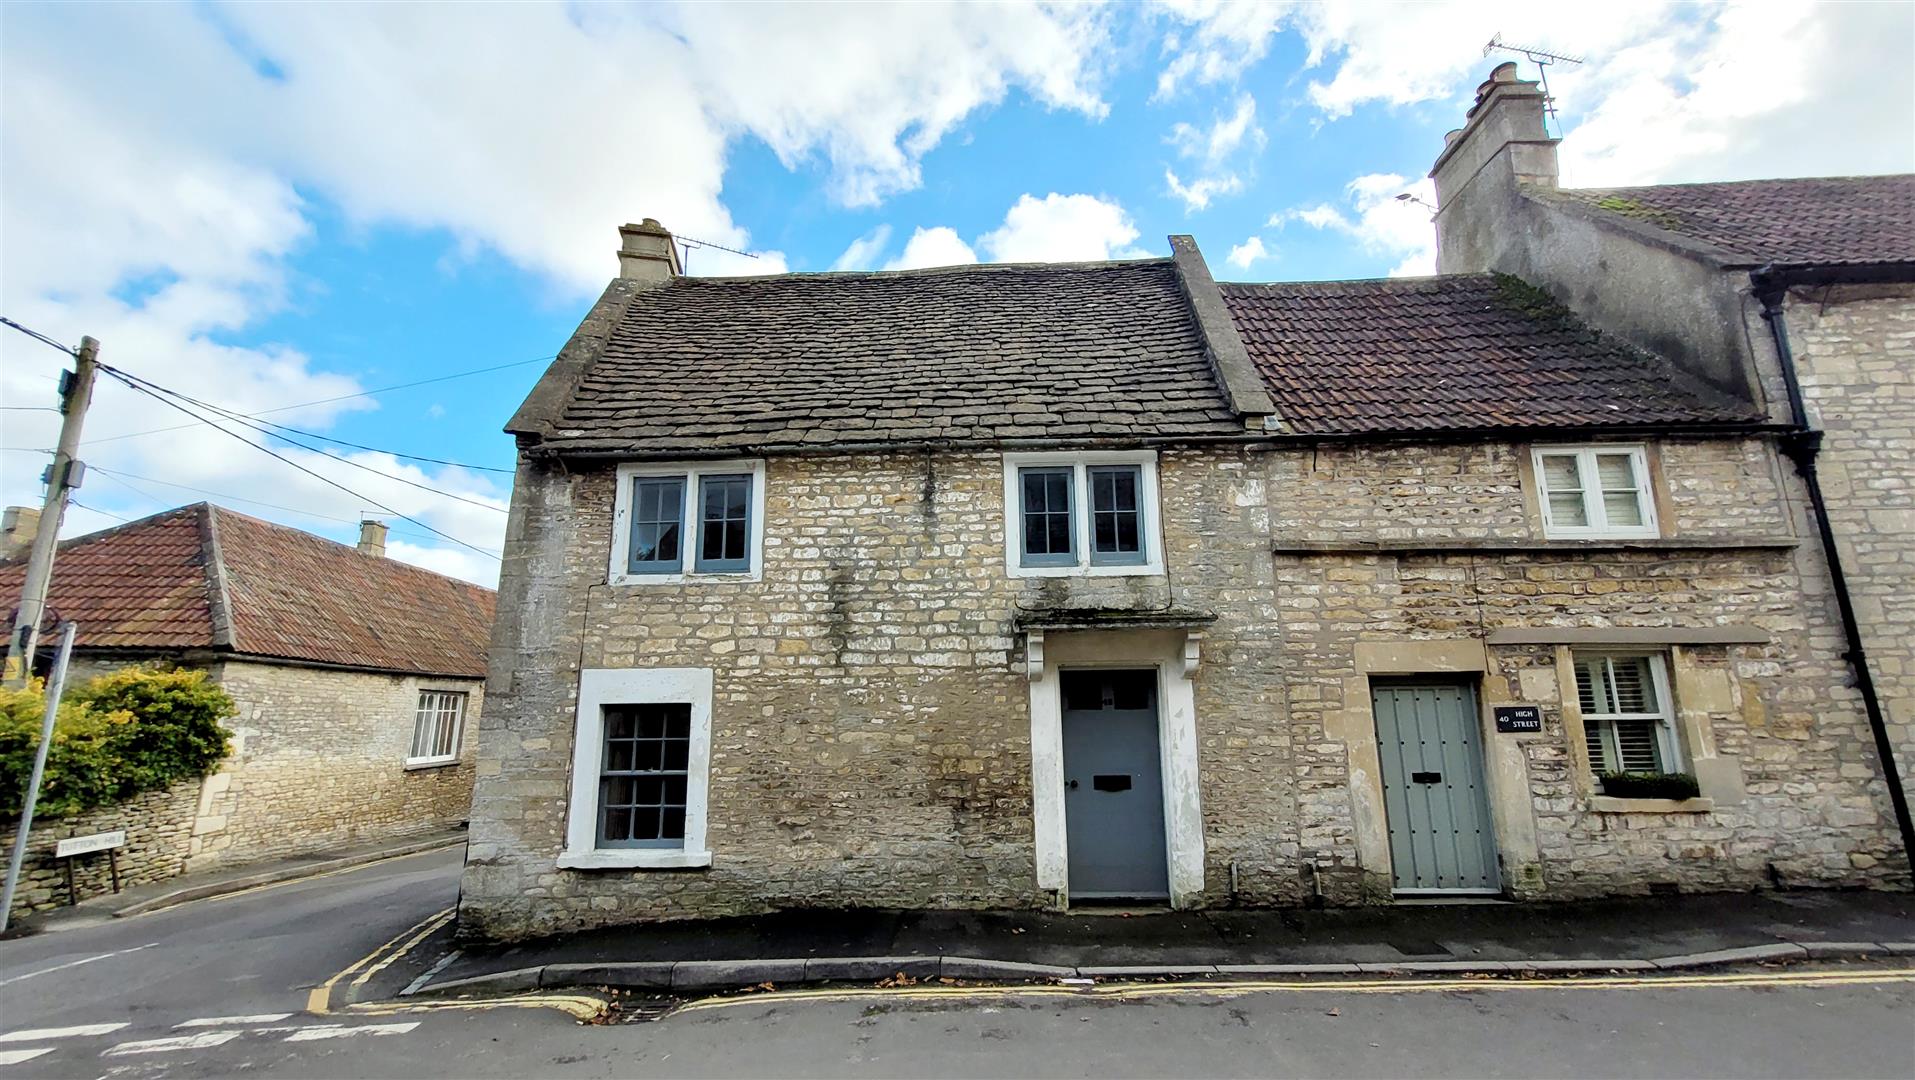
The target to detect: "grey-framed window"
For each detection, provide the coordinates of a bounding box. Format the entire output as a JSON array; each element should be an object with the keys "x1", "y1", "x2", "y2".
[
  {"x1": 1574, "y1": 652, "x2": 1680, "y2": 774},
  {"x1": 408, "y1": 690, "x2": 466, "y2": 766},
  {"x1": 1088, "y1": 464, "x2": 1145, "y2": 566},
  {"x1": 694, "y1": 474, "x2": 752, "y2": 573},
  {"x1": 1019, "y1": 467, "x2": 1077, "y2": 567},
  {"x1": 597, "y1": 703, "x2": 691, "y2": 849},
  {"x1": 626, "y1": 476, "x2": 686, "y2": 574}
]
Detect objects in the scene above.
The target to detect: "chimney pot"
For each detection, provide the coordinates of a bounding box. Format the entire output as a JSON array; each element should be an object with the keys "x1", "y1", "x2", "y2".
[
  {"x1": 617, "y1": 220, "x2": 682, "y2": 283},
  {"x1": 2, "y1": 506, "x2": 42, "y2": 560},
  {"x1": 357, "y1": 519, "x2": 388, "y2": 558}
]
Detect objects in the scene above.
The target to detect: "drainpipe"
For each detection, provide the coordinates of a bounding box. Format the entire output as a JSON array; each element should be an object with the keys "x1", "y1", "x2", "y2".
[{"x1": 1752, "y1": 267, "x2": 1915, "y2": 882}]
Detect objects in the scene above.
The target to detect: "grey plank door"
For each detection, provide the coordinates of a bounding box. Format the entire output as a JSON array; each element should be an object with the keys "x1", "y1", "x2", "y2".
[
  {"x1": 1061, "y1": 669, "x2": 1170, "y2": 900},
  {"x1": 1371, "y1": 681, "x2": 1502, "y2": 892}
]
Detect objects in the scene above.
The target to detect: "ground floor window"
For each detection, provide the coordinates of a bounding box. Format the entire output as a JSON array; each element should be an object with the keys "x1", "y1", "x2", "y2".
[
  {"x1": 408, "y1": 690, "x2": 466, "y2": 766},
  {"x1": 561, "y1": 668, "x2": 713, "y2": 869},
  {"x1": 1573, "y1": 652, "x2": 1679, "y2": 774}
]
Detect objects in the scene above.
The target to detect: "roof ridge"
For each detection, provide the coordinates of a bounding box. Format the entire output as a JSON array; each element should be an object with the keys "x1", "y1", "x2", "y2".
[
  {"x1": 669, "y1": 256, "x2": 1173, "y2": 285},
  {"x1": 1220, "y1": 273, "x2": 1497, "y2": 289},
  {"x1": 1560, "y1": 173, "x2": 1915, "y2": 196},
  {"x1": 0, "y1": 501, "x2": 209, "y2": 569},
  {"x1": 206, "y1": 503, "x2": 495, "y2": 595},
  {"x1": 198, "y1": 503, "x2": 237, "y2": 650}
]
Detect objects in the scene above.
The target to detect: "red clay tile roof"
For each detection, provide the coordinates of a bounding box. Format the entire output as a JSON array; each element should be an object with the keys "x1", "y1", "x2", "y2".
[
  {"x1": 1533, "y1": 175, "x2": 1915, "y2": 268},
  {"x1": 1221, "y1": 273, "x2": 1763, "y2": 435},
  {"x1": 0, "y1": 504, "x2": 494, "y2": 677}
]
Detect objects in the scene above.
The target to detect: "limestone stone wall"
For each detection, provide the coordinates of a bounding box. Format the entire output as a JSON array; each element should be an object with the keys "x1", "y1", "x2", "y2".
[
  {"x1": 197, "y1": 661, "x2": 481, "y2": 869},
  {"x1": 465, "y1": 434, "x2": 1906, "y2": 940},
  {"x1": 1272, "y1": 436, "x2": 1906, "y2": 900},
  {"x1": 1782, "y1": 285, "x2": 1915, "y2": 812},
  {"x1": 464, "y1": 447, "x2": 1288, "y2": 939},
  {"x1": 1, "y1": 779, "x2": 201, "y2": 919}
]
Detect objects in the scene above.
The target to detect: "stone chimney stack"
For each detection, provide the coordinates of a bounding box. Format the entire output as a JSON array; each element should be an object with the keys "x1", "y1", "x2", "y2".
[
  {"x1": 1429, "y1": 62, "x2": 1560, "y2": 274},
  {"x1": 357, "y1": 519, "x2": 388, "y2": 558},
  {"x1": 617, "y1": 219, "x2": 682, "y2": 283},
  {"x1": 2, "y1": 506, "x2": 42, "y2": 561}
]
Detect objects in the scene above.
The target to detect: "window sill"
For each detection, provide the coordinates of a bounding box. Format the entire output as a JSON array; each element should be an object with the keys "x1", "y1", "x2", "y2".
[
  {"x1": 557, "y1": 849, "x2": 713, "y2": 871},
  {"x1": 404, "y1": 757, "x2": 461, "y2": 771},
  {"x1": 1588, "y1": 796, "x2": 1715, "y2": 814},
  {"x1": 607, "y1": 571, "x2": 761, "y2": 586}
]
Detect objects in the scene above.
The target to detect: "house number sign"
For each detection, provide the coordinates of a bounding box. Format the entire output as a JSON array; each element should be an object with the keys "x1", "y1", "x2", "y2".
[{"x1": 1493, "y1": 705, "x2": 1543, "y2": 733}]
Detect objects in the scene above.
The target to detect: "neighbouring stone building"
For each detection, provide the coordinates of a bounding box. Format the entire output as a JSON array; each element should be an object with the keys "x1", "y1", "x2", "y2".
[
  {"x1": 463, "y1": 190, "x2": 1910, "y2": 940},
  {"x1": 1, "y1": 503, "x2": 494, "y2": 916},
  {"x1": 1432, "y1": 61, "x2": 1915, "y2": 862}
]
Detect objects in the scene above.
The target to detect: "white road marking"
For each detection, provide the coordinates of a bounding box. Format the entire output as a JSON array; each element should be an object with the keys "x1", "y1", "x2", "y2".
[
  {"x1": 0, "y1": 944, "x2": 156, "y2": 987},
  {"x1": 0, "y1": 1022, "x2": 130, "y2": 1043},
  {"x1": 401, "y1": 948, "x2": 462, "y2": 997},
  {"x1": 0, "y1": 1047, "x2": 55, "y2": 1065},
  {"x1": 103, "y1": 1031, "x2": 241, "y2": 1056},
  {"x1": 282, "y1": 1022, "x2": 419, "y2": 1042},
  {"x1": 173, "y1": 1014, "x2": 293, "y2": 1028}
]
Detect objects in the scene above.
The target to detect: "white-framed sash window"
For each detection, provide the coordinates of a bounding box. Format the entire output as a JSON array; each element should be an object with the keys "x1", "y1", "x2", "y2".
[
  {"x1": 560, "y1": 668, "x2": 714, "y2": 870},
  {"x1": 1574, "y1": 652, "x2": 1681, "y2": 774},
  {"x1": 407, "y1": 690, "x2": 467, "y2": 767}
]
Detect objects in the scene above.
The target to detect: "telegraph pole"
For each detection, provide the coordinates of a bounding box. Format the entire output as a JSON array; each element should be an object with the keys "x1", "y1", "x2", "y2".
[{"x1": 5, "y1": 336, "x2": 98, "y2": 686}]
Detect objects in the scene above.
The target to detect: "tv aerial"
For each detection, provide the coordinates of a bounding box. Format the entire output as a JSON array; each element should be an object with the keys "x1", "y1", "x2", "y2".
[{"x1": 1484, "y1": 33, "x2": 1583, "y2": 136}]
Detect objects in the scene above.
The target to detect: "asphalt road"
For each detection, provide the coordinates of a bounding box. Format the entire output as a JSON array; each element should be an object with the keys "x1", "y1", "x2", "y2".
[{"x1": 1, "y1": 849, "x2": 1911, "y2": 1079}]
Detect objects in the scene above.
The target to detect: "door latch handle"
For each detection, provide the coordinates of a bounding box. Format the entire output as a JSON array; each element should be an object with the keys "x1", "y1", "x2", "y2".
[{"x1": 1066, "y1": 779, "x2": 1079, "y2": 790}]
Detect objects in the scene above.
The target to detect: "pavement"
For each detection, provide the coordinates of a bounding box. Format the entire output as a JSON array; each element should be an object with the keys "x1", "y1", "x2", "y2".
[
  {"x1": 422, "y1": 888, "x2": 1915, "y2": 994},
  {"x1": 4, "y1": 826, "x2": 467, "y2": 934}
]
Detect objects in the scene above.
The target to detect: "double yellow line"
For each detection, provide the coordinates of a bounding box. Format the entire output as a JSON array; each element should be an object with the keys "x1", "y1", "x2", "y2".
[
  {"x1": 671, "y1": 964, "x2": 1915, "y2": 1016},
  {"x1": 307, "y1": 906, "x2": 454, "y2": 1014}
]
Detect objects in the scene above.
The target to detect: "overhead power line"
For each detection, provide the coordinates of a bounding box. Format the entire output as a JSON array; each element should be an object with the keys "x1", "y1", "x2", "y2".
[
  {"x1": 95, "y1": 367, "x2": 501, "y2": 560},
  {"x1": 0, "y1": 315, "x2": 76, "y2": 356},
  {"x1": 83, "y1": 353, "x2": 555, "y2": 448},
  {"x1": 101, "y1": 365, "x2": 508, "y2": 515},
  {"x1": 88, "y1": 465, "x2": 498, "y2": 555}
]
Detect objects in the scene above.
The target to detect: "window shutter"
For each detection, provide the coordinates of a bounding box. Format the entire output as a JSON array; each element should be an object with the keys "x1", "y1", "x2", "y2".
[
  {"x1": 1595, "y1": 452, "x2": 1646, "y2": 527},
  {"x1": 1606, "y1": 656, "x2": 1657, "y2": 713},
  {"x1": 1612, "y1": 718, "x2": 1664, "y2": 772}
]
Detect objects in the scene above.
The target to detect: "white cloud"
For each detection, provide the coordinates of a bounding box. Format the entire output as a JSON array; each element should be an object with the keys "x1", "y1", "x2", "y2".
[
  {"x1": 1154, "y1": 0, "x2": 1292, "y2": 99},
  {"x1": 1165, "y1": 168, "x2": 1245, "y2": 213},
  {"x1": 1163, "y1": 93, "x2": 1263, "y2": 213},
  {"x1": 832, "y1": 226, "x2": 894, "y2": 271},
  {"x1": 978, "y1": 194, "x2": 1145, "y2": 263},
  {"x1": 1225, "y1": 236, "x2": 1271, "y2": 270},
  {"x1": 885, "y1": 227, "x2": 979, "y2": 271},
  {"x1": 0, "y1": 3, "x2": 1123, "y2": 584},
  {"x1": 1277, "y1": 173, "x2": 1435, "y2": 277}
]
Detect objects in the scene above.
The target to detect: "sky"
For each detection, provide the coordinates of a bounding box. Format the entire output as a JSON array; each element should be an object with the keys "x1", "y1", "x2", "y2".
[{"x1": 2, "y1": 1, "x2": 1910, "y2": 587}]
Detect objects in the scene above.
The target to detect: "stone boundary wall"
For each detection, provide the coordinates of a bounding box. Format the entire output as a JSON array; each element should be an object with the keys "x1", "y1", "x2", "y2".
[{"x1": 1, "y1": 778, "x2": 201, "y2": 919}]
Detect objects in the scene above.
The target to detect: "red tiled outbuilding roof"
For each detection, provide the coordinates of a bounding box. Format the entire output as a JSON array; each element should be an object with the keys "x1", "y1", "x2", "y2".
[{"x1": 0, "y1": 504, "x2": 494, "y2": 677}]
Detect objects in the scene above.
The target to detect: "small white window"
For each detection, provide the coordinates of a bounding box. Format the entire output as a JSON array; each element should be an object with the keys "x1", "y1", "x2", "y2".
[
  {"x1": 408, "y1": 690, "x2": 467, "y2": 767},
  {"x1": 609, "y1": 460, "x2": 766, "y2": 585},
  {"x1": 561, "y1": 668, "x2": 713, "y2": 870},
  {"x1": 1533, "y1": 445, "x2": 1658, "y2": 539},
  {"x1": 1574, "y1": 653, "x2": 1680, "y2": 774},
  {"x1": 1001, "y1": 451, "x2": 1164, "y2": 578}
]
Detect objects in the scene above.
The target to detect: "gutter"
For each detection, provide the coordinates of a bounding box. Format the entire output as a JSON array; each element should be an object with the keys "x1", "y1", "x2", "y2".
[{"x1": 1750, "y1": 264, "x2": 1915, "y2": 880}]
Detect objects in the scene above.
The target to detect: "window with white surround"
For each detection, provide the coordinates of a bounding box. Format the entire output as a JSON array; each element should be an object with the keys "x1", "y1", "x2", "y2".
[
  {"x1": 609, "y1": 460, "x2": 766, "y2": 584},
  {"x1": 408, "y1": 690, "x2": 466, "y2": 766},
  {"x1": 1002, "y1": 451, "x2": 1163, "y2": 577},
  {"x1": 1574, "y1": 652, "x2": 1680, "y2": 774},
  {"x1": 1533, "y1": 445, "x2": 1659, "y2": 539},
  {"x1": 561, "y1": 668, "x2": 713, "y2": 869}
]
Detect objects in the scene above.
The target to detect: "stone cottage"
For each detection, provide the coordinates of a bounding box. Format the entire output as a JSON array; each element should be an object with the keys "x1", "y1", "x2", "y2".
[
  {"x1": 1430, "y1": 61, "x2": 1915, "y2": 869},
  {"x1": 1, "y1": 502, "x2": 494, "y2": 913},
  {"x1": 462, "y1": 199, "x2": 1909, "y2": 939}
]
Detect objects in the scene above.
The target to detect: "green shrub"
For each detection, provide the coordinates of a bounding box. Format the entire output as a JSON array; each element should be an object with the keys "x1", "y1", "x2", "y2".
[
  {"x1": 1599, "y1": 770, "x2": 1702, "y2": 801},
  {"x1": 0, "y1": 667, "x2": 234, "y2": 820}
]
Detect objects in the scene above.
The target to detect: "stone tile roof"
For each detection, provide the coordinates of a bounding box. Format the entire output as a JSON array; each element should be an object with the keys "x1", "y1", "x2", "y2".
[
  {"x1": 1533, "y1": 175, "x2": 1915, "y2": 267},
  {"x1": 530, "y1": 260, "x2": 1244, "y2": 455},
  {"x1": 0, "y1": 504, "x2": 494, "y2": 677},
  {"x1": 1220, "y1": 274, "x2": 1763, "y2": 435}
]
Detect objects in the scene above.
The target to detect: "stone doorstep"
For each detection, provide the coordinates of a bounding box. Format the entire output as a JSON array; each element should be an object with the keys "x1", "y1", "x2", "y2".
[{"x1": 415, "y1": 941, "x2": 1900, "y2": 998}]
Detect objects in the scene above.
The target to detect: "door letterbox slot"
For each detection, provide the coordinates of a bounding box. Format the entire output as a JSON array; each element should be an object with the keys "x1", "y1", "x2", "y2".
[{"x1": 1092, "y1": 774, "x2": 1132, "y2": 792}]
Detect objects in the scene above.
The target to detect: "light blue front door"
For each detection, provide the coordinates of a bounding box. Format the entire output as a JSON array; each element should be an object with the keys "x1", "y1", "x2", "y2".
[
  {"x1": 1371, "y1": 681, "x2": 1502, "y2": 893},
  {"x1": 1061, "y1": 669, "x2": 1170, "y2": 900}
]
